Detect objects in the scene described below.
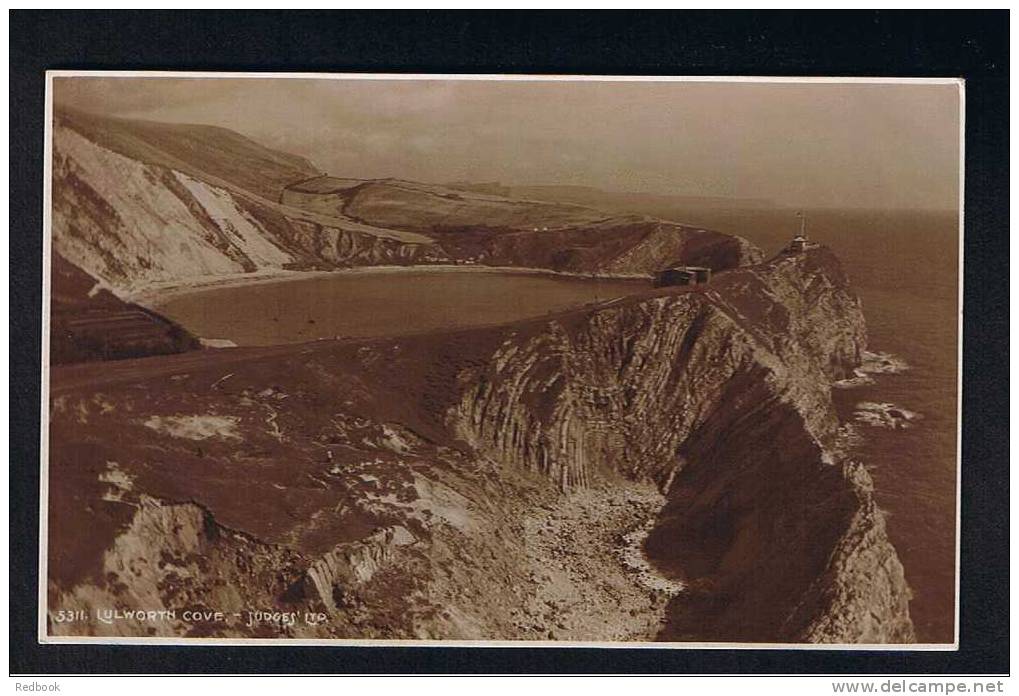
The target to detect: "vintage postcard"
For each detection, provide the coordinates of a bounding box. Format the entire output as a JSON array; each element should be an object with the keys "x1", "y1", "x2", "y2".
[{"x1": 41, "y1": 73, "x2": 962, "y2": 647}]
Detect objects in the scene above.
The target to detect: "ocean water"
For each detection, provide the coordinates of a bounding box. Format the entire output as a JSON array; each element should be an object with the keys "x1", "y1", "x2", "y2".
[
  {"x1": 154, "y1": 209, "x2": 959, "y2": 642},
  {"x1": 679, "y1": 207, "x2": 959, "y2": 644},
  {"x1": 154, "y1": 269, "x2": 647, "y2": 347}
]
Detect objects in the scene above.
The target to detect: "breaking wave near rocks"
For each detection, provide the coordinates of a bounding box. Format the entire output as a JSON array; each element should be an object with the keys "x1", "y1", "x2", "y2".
[
  {"x1": 854, "y1": 402, "x2": 923, "y2": 430},
  {"x1": 834, "y1": 350, "x2": 910, "y2": 389}
]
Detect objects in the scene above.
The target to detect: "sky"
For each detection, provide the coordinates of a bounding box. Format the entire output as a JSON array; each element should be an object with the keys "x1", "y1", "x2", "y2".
[{"x1": 54, "y1": 76, "x2": 962, "y2": 210}]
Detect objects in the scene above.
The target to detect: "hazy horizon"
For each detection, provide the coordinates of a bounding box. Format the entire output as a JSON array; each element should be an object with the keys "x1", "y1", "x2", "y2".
[{"x1": 54, "y1": 76, "x2": 962, "y2": 212}]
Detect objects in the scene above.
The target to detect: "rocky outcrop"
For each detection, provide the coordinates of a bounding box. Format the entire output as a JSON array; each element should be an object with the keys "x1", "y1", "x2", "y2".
[
  {"x1": 51, "y1": 119, "x2": 449, "y2": 295},
  {"x1": 49, "y1": 251, "x2": 200, "y2": 364},
  {"x1": 46, "y1": 235, "x2": 911, "y2": 642},
  {"x1": 447, "y1": 246, "x2": 914, "y2": 642},
  {"x1": 306, "y1": 526, "x2": 416, "y2": 613},
  {"x1": 49, "y1": 496, "x2": 309, "y2": 638},
  {"x1": 789, "y1": 462, "x2": 914, "y2": 643},
  {"x1": 51, "y1": 112, "x2": 762, "y2": 302},
  {"x1": 644, "y1": 374, "x2": 913, "y2": 643},
  {"x1": 47, "y1": 110, "x2": 911, "y2": 643},
  {"x1": 450, "y1": 248, "x2": 859, "y2": 487}
]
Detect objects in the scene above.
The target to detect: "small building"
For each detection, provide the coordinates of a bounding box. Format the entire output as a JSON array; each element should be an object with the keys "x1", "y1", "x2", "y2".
[
  {"x1": 689, "y1": 266, "x2": 712, "y2": 283},
  {"x1": 788, "y1": 234, "x2": 809, "y2": 253},
  {"x1": 786, "y1": 212, "x2": 811, "y2": 253},
  {"x1": 653, "y1": 265, "x2": 712, "y2": 288}
]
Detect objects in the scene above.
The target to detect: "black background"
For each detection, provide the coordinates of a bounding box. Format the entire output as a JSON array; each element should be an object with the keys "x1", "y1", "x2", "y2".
[{"x1": 9, "y1": 10, "x2": 1009, "y2": 675}]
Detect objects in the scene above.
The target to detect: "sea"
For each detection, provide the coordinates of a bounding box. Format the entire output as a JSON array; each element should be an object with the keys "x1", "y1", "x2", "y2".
[
  {"x1": 676, "y1": 207, "x2": 960, "y2": 644},
  {"x1": 154, "y1": 207, "x2": 960, "y2": 643},
  {"x1": 154, "y1": 269, "x2": 647, "y2": 347}
]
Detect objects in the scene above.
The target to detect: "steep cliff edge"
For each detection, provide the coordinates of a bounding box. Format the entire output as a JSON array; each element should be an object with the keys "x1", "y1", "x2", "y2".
[
  {"x1": 448, "y1": 248, "x2": 863, "y2": 490},
  {"x1": 49, "y1": 250, "x2": 199, "y2": 364},
  {"x1": 49, "y1": 106, "x2": 910, "y2": 642},
  {"x1": 51, "y1": 113, "x2": 445, "y2": 297},
  {"x1": 51, "y1": 112, "x2": 760, "y2": 304},
  {"x1": 444, "y1": 246, "x2": 913, "y2": 642},
  {"x1": 48, "y1": 244, "x2": 913, "y2": 641},
  {"x1": 283, "y1": 176, "x2": 763, "y2": 275}
]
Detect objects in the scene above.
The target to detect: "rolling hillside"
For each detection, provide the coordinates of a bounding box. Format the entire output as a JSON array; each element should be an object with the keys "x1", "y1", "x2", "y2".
[{"x1": 52, "y1": 110, "x2": 762, "y2": 300}]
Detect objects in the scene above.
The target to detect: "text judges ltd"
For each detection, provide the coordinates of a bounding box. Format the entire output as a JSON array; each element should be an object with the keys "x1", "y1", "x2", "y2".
[{"x1": 52, "y1": 608, "x2": 329, "y2": 627}]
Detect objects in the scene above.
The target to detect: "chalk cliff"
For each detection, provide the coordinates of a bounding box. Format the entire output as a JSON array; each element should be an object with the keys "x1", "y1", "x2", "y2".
[
  {"x1": 48, "y1": 240, "x2": 913, "y2": 642},
  {"x1": 51, "y1": 113, "x2": 446, "y2": 296},
  {"x1": 50, "y1": 111, "x2": 760, "y2": 301},
  {"x1": 46, "y1": 110, "x2": 911, "y2": 643}
]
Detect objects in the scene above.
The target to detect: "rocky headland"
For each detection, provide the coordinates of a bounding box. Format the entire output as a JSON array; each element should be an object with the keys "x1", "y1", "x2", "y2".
[{"x1": 45, "y1": 110, "x2": 914, "y2": 643}]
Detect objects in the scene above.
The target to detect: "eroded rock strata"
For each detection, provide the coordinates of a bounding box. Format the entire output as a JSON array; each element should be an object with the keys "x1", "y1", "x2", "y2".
[
  {"x1": 48, "y1": 245, "x2": 913, "y2": 642},
  {"x1": 51, "y1": 110, "x2": 760, "y2": 299}
]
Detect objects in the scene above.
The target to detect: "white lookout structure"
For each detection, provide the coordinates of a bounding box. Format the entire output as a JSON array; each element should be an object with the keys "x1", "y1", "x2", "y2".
[{"x1": 788, "y1": 211, "x2": 810, "y2": 253}]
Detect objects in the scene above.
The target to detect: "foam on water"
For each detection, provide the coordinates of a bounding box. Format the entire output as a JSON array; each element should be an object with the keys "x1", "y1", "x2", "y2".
[
  {"x1": 854, "y1": 401, "x2": 923, "y2": 429},
  {"x1": 835, "y1": 350, "x2": 911, "y2": 389}
]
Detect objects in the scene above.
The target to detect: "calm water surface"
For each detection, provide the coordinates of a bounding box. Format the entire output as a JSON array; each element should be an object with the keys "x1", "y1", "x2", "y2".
[
  {"x1": 156, "y1": 270, "x2": 647, "y2": 347},
  {"x1": 158, "y1": 210, "x2": 959, "y2": 643}
]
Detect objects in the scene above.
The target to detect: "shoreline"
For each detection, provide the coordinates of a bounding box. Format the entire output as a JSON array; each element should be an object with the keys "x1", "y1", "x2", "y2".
[{"x1": 127, "y1": 264, "x2": 652, "y2": 308}]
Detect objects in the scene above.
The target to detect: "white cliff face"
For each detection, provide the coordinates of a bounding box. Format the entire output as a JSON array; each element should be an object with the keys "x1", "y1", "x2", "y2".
[
  {"x1": 47, "y1": 112, "x2": 911, "y2": 643},
  {"x1": 50, "y1": 124, "x2": 449, "y2": 297},
  {"x1": 51, "y1": 116, "x2": 764, "y2": 301},
  {"x1": 172, "y1": 172, "x2": 293, "y2": 269},
  {"x1": 46, "y1": 246, "x2": 912, "y2": 642},
  {"x1": 52, "y1": 126, "x2": 258, "y2": 291}
]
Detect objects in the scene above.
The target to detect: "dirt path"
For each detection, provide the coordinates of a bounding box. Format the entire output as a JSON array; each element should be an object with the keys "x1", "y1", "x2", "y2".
[{"x1": 511, "y1": 480, "x2": 677, "y2": 642}]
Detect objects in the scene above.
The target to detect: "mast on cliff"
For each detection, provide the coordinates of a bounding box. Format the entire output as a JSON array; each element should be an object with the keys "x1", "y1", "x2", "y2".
[{"x1": 788, "y1": 211, "x2": 809, "y2": 253}]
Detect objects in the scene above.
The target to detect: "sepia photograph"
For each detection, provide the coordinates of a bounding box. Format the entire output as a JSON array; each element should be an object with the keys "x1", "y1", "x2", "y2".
[{"x1": 41, "y1": 72, "x2": 962, "y2": 648}]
